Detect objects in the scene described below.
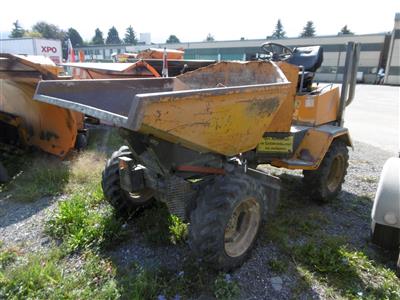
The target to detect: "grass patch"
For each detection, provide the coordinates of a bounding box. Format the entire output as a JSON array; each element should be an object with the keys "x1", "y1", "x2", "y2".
[
  {"x1": 267, "y1": 258, "x2": 288, "y2": 274},
  {"x1": 0, "y1": 247, "x2": 18, "y2": 270},
  {"x1": 117, "y1": 259, "x2": 239, "y2": 300},
  {"x1": 0, "y1": 249, "x2": 120, "y2": 300},
  {"x1": 118, "y1": 266, "x2": 188, "y2": 300},
  {"x1": 213, "y1": 273, "x2": 240, "y2": 300},
  {"x1": 2, "y1": 126, "x2": 120, "y2": 202},
  {"x1": 46, "y1": 191, "x2": 125, "y2": 252},
  {"x1": 2, "y1": 128, "x2": 221, "y2": 299},
  {"x1": 264, "y1": 192, "x2": 400, "y2": 299},
  {"x1": 135, "y1": 203, "x2": 188, "y2": 246},
  {"x1": 293, "y1": 236, "x2": 400, "y2": 299},
  {"x1": 7, "y1": 156, "x2": 69, "y2": 202},
  {"x1": 0, "y1": 246, "x2": 237, "y2": 300},
  {"x1": 46, "y1": 151, "x2": 126, "y2": 252}
]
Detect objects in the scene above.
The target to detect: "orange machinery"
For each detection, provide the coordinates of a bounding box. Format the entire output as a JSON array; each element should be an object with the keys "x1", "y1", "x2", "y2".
[{"x1": 0, "y1": 54, "x2": 86, "y2": 158}]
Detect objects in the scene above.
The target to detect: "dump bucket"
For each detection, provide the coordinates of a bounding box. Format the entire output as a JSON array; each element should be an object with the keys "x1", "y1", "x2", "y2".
[{"x1": 34, "y1": 61, "x2": 291, "y2": 156}]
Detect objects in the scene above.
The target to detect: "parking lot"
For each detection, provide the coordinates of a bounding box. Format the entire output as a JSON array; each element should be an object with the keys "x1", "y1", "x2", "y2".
[{"x1": 345, "y1": 84, "x2": 399, "y2": 154}]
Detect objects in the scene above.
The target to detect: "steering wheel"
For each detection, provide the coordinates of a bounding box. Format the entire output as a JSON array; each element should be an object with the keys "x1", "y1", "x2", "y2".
[{"x1": 260, "y1": 42, "x2": 293, "y2": 61}]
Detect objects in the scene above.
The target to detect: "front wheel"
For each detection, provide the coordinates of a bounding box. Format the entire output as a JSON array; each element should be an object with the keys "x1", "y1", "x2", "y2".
[
  {"x1": 102, "y1": 146, "x2": 153, "y2": 217},
  {"x1": 189, "y1": 173, "x2": 266, "y2": 270},
  {"x1": 303, "y1": 139, "x2": 349, "y2": 202}
]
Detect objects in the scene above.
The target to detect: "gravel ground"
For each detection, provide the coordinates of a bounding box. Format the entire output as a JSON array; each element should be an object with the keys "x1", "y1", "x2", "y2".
[
  {"x1": 0, "y1": 195, "x2": 58, "y2": 253},
  {"x1": 0, "y1": 140, "x2": 396, "y2": 299}
]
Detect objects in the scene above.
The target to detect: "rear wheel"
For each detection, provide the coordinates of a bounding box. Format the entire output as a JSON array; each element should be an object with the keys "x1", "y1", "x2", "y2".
[
  {"x1": 102, "y1": 146, "x2": 153, "y2": 216},
  {"x1": 75, "y1": 132, "x2": 88, "y2": 150},
  {"x1": 189, "y1": 173, "x2": 266, "y2": 270},
  {"x1": 303, "y1": 139, "x2": 349, "y2": 202}
]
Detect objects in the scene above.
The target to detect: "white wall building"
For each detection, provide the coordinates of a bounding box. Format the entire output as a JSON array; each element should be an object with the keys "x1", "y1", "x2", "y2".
[
  {"x1": 385, "y1": 13, "x2": 400, "y2": 85},
  {"x1": 139, "y1": 33, "x2": 151, "y2": 45}
]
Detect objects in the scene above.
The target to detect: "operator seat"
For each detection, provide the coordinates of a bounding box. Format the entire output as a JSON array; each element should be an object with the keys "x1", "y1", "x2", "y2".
[{"x1": 287, "y1": 46, "x2": 323, "y2": 91}]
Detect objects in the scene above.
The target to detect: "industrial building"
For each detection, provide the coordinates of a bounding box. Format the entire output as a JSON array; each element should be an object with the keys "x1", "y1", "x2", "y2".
[{"x1": 56, "y1": 13, "x2": 400, "y2": 85}]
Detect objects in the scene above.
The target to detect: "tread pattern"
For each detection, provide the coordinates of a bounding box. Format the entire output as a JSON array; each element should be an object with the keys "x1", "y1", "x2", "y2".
[
  {"x1": 303, "y1": 139, "x2": 349, "y2": 202},
  {"x1": 189, "y1": 173, "x2": 267, "y2": 270}
]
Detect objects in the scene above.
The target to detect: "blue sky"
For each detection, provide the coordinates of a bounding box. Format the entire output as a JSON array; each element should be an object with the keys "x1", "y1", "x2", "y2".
[{"x1": 1, "y1": 0, "x2": 398, "y2": 43}]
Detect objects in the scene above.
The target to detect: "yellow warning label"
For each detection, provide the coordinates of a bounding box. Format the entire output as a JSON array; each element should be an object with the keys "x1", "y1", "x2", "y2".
[{"x1": 256, "y1": 136, "x2": 293, "y2": 153}]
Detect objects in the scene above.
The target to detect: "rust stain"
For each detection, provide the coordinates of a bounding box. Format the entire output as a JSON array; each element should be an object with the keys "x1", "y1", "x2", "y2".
[{"x1": 245, "y1": 97, "x2": 280, "y2": 117}]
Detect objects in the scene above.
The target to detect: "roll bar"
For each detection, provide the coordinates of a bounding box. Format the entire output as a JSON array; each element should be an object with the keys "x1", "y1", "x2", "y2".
[{"x1": 338, "y1": 42, "x2": 361, "y2": 126}]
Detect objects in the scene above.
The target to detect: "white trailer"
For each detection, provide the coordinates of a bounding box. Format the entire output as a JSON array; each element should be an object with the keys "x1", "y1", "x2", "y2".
[{"x1": 0, "y1": 38, "x2": 62, "y2": 64}]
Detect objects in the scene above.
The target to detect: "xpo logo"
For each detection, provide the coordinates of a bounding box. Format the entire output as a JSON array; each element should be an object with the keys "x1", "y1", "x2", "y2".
[{"x1": 41, "y1": 46, "x2": 57, "y2": 53}]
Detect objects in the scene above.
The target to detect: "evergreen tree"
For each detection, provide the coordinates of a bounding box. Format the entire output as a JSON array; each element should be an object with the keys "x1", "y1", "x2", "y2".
[
  {"x1": 123, "y1": 26, "x2": 137, "y2": 44},
  {"x1": 166, "y1": 35, "x2": 180, "y2": 44},
  {"x1": 271, "y1": 19, "x2": 286, "y2": 39},
  {"x1": 106, "y1": 26, "x2": 121, "y2": 44},
  {"x1": 32, "y1": 21, "x2": 65, "y2": 40},
  {"x1": 67, "y1": 28, "x2": 84, "y2": 47},
  {"x1": 23, "y1": 31, "x2": 42, "y2": 38},
  {"x1": 300, "y1": 21, "x2": 316, "y2": 37},
  {"x1": 92, "y1": 28, "x2": 104, "y2": 45},
  {"x1": 10, "y1": 20, "x2": 25, "y2": 38},
  {"x1": 206, "y1": 33, "x2": 215, "y2": 42},
  {"x1": 338, "y1": 25, "x2": 353, "y2": 35}
]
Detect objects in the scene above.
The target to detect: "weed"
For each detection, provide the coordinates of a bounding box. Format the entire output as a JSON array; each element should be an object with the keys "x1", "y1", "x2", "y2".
[
  {"x1": 119, "y1": 265, "x2": 194, "y2": 299},
  {"x1": 291, "y1": 265, "x2": 314, "y2": 297},
  {"x1": 213, "y1": 273, "x2": 240, "y2": 300},
  {"x1": 45, "y1": 150, "x2": 125, "y2": 252},
  {"x1": 63, "y1": 151, "x2": 106, "y2": 199},
  {"x1": 46, "y1": 192, "x2": 125, "y2": 252},
  {"x1": 9, "y1": 156, "x2": 69, "y2": 202},
  {"x1": 169, "y1": 215, "x2": 188, "y2": 244},
  {"x1": 293, "y1": 236, "x2": 400, "y2": 299},
  {"x1": 0, "y1": 248, "x2": 17, "y2": 269},
  {"x1": 268, "y1": 258, "x2": 288, "y2": 274},
  {"x1": 0, "y1": 249, "x2": 120, "y2": 299},
  {"x1": 135, "y1": 203, "x2": 188, "y2": 245}
]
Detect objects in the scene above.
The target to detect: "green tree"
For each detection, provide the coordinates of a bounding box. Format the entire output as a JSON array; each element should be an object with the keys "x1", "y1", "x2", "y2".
[
  {"x1": 10, "y1": 20, "x2": 25, "y2": 38},
  {"x1": 166, "y1": 35, "x2": 180, "y2": 44},
  {"x1": 338, "y1": 25, "x2": 353, "y2": 35},
  {"x1": 106, "y1": 26, "x2": 121, "y2": 44},
  {"x1": 300, "y1": 21, "x2": 316, "y2": 37},
  {"x1": 123, "y1": 25, "x2": 137, "y2": 44},
  {"x1": 271, "y1": 19, "x2": 286, "y2": 39},
  {"x1": 32, "y1": 21, "x2": 66, "y2": 40},
  {"x1": 23, "y1": 31, "x2": 42, "y2": 38},
  {"x1": 92, "y1": 28, "x2": 104, "y2": 45},
  {"x1": 206, "y1": 33, "x2": 215, "y2": 42},
  {"x1": 67, "y1": 28, "x2": 84, "y2": 47}
]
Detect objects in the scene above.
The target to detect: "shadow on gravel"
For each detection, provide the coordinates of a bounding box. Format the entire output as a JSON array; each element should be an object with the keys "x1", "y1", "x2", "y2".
[
  {"x1": 0, "y1": 153, "x2": 69, "y2": 229},
  {"x1": 0, "y1": 195, "x2": 55, "y2": 229}
]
